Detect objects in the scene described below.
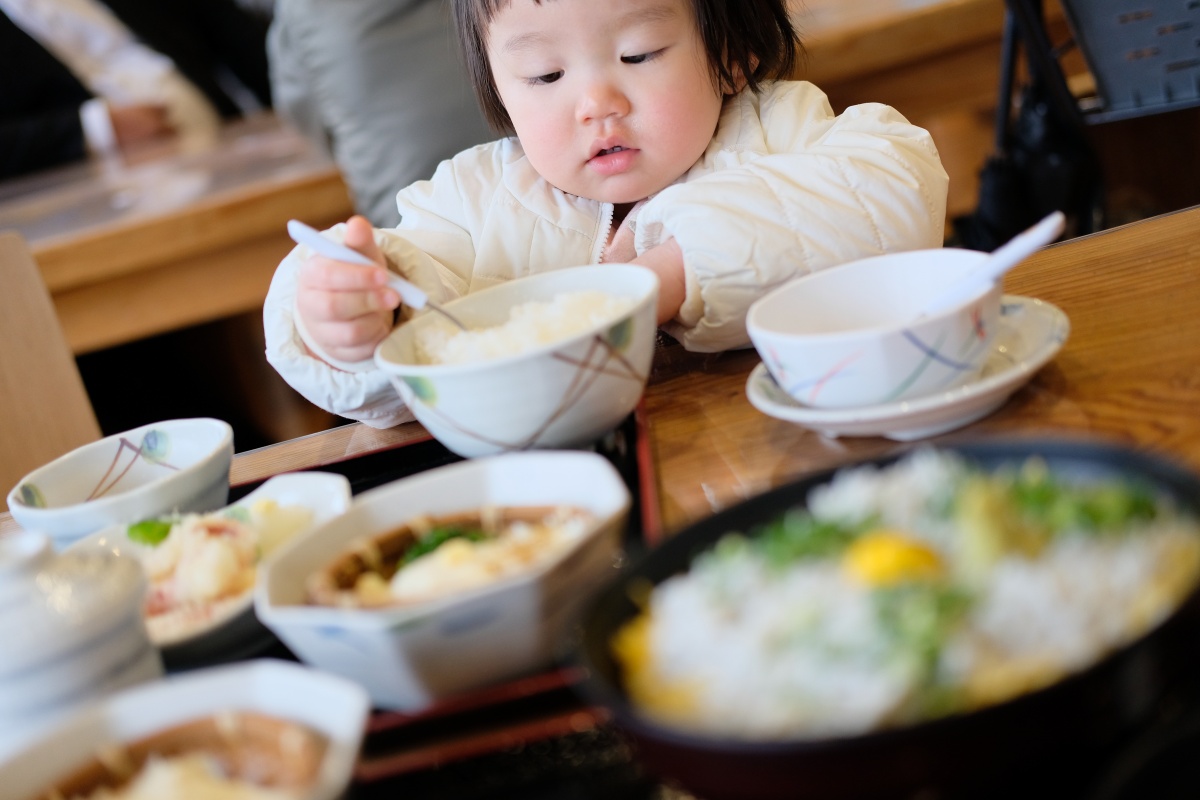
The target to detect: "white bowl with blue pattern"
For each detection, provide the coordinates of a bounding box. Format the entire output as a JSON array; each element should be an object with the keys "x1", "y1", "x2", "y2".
[{"x1": 747, "y1": 248, "x2": 1003, "y2": 409}]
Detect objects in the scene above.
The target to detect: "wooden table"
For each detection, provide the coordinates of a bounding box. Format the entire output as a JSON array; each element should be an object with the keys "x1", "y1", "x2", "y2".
[
  {"x1": 326, "y1": 206, "x2": 1200, "y2": 535},
  {"x1": 7, "y1": 203, "x2": 1194, "y2": 538},
  {"x1": 0, "y1": 113, "x2": 353, "y2": 356},
  {"x1": 642, "y1": 203, "x2": 1200, "y2": 532}
]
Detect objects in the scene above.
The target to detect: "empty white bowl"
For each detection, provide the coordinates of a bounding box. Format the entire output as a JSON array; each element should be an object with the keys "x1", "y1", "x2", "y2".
[
  {"x1": 747, "y1": 249, "x2": 1003, "y2": 409},
  {"x1": 255, "y1": 450, "x2": 631, "y2": 711},
  {"x1": 0, "y1": 530, "x2": 162, "y2": 760},
  {"x1": 374, "y1": 264, "x2": 658, "y2": 458},
  {"x1": 0, "y1": 659, "x2": 370, "y2": 800},
  {"x1": 6, "y1": 418, "x2": 234, "y2": 549}
]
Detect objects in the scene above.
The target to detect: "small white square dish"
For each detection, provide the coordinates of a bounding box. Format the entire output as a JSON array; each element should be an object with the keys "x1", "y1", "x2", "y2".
[{"x1": 69, "y1": 471, "x2": 352, "y2": 668}]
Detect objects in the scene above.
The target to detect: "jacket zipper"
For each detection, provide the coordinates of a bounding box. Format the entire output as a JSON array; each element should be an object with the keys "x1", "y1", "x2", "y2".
[{"x1": 593, "y1": 202, "x2": 615, "y2": 264}]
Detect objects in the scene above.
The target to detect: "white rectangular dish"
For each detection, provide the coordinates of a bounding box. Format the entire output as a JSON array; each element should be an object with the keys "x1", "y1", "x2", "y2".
[{"x1": 255, "y1": 450, "x2": 631, "y2": 710}]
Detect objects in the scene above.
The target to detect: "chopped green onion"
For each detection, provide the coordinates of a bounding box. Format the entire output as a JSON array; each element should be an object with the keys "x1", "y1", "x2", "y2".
[{"x1": 127, "y1": 519, "x2": 173, "y2": 546}]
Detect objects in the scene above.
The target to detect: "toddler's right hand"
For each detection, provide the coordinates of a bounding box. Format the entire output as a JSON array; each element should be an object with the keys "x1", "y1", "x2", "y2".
[{"x1": 294, "y1": 215, "x2": 401, "y2": 366}]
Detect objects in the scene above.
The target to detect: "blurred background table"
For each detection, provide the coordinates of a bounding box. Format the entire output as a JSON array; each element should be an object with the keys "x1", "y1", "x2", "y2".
[
  {"x1": 0, "y1": 112, "x2": 354, "y2": 445},
  {"x1": 0, "y1": 112, "x2": 352, "y2": 356}
]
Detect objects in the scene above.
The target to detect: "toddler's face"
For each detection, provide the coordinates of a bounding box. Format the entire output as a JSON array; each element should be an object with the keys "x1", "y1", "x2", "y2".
[{"x1": 485, "y1": 0, "x2": 723, "y2": 205}]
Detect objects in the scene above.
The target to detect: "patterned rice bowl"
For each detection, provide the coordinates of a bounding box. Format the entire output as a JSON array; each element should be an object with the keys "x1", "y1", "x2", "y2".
[{"x1": 374, "y1": 264, "x2": 659, "y2": 458}]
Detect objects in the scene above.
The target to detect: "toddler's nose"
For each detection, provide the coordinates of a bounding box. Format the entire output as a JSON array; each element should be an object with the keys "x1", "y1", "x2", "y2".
[{"x1": 576, "y1": 79, "x2": 631, "y2": 124}]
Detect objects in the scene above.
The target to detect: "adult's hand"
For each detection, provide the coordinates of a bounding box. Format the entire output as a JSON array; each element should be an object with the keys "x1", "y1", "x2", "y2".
[{"x1": 109, "y1": 103, "x2": 175, "y2": 149}]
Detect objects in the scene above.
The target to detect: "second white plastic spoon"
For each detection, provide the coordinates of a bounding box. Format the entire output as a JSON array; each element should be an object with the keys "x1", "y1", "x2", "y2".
[{"x1": 920, "y1": 210, "x2": 1066, "y2": 318}]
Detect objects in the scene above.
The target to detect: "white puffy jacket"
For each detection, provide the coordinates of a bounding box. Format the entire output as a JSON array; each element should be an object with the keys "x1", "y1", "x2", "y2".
[{"x1": 264, "y1": 80, "x2": 949, "y2": 428}]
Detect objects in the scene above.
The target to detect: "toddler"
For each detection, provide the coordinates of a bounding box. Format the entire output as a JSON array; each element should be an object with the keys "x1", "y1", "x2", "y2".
[{"x1": 264, "y1": 0, "x2": 949, "y2": 429}]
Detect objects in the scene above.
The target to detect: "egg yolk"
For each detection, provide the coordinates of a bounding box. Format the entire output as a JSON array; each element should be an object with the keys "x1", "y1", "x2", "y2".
[
  {"x1": 611, "y1": 612, "x2": 702, "y2": 722},
  {"x1": 843, "y1": 530, "x2": 944, "y2": 586}
]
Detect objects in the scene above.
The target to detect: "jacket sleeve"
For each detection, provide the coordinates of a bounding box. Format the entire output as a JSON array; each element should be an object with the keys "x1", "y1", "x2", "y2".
[{"x1": 634, "y1": 81, "x2": 949, "y2": 353}]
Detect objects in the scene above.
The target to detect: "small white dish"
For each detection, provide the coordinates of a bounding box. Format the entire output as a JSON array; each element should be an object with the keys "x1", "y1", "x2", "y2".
[
  {"x1": 0, "y1": 659, "x2": 371, "y2": 800},
  {"x1": 71, "y1": 472, "x2": 352, "y2": 668},
  {"x1": 746, "y1": 295, "x2": 1069, "y2": 440},
  {"x1": 256, "y1": 451, "x2": 631, "y2": 711}
]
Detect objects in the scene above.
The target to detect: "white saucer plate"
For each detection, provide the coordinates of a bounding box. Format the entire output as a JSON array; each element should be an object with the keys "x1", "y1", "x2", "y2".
[
  {"x1": 746, "y1": 295, "x2": 1069, "y2": 441},
  {"x1": 70, "y1": 471, "x2": 351, "y2": 668}
]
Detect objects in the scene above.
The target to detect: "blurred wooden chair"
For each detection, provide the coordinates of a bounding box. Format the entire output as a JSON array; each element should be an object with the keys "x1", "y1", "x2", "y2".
[{"x1": 0, "y1": 231, "x2": 101, "y2": 511}]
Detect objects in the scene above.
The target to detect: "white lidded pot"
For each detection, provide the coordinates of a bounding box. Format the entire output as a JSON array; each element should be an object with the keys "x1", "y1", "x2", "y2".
[{"x1": 0, "y1": 530, "x2": 162, "y2": 759}]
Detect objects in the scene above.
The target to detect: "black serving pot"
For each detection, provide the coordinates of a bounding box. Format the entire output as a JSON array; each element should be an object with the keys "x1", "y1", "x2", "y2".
[{"x1": 572, "y1": 438, "x2": 1200, "y2": 800}]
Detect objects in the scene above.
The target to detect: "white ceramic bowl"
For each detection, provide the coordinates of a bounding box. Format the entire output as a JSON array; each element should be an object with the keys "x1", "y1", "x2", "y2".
[
  {"x1": 6, "y1": 418, "x2": 234, "y2": 549},
  {"x1": 0, "y1": 659, "x2": 370, "y2": 800},
  {"x1": 747, "y1": 249, "x2": 1003, "y2": 409},
  {"x1": 70, "y1": 472, "x2": 352, "y2": 669},
  {"x1": 0, "y1": 530, "x2": 163, "y2": 760},
  {"x1": 256, "y1": 450, "x2": 632, "y2": 711},
  {"x1": 374, "y1": 264, "x2": 658, "y2": 458}
]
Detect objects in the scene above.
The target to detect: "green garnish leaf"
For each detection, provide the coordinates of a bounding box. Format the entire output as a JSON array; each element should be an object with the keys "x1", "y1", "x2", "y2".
[
  {"x1": 224, "y1": 506, "x2": 251, "y2": 523},
  {"x1": 401, "y1": 525, "x2": 488, "y2": 567},
  {"x1": 127, "y1": 519, "x2": 173, "y2": 546},
  {"x1": 752, "y1": 509, "x2": 863, "y2": 566},
  {"x1": 875, "y1": 583, "x2": 974, "y2": 673},
  {"x1": 1009, "y1": 471, "x2": 1158, "y2": 536}
]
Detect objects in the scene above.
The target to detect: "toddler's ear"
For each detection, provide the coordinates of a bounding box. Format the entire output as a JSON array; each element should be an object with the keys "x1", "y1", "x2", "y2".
[{"x1": 722, "y1": 59, "x2": 752, "y2": 95}]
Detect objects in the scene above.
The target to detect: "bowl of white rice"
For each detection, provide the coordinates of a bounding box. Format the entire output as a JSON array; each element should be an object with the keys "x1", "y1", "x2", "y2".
[
  {"x1": 374, "y1": 264, "x2": 659, "y2": 458},
  {"x1": 573, "y1": 438, "x2": 1200, "y2": 800}
]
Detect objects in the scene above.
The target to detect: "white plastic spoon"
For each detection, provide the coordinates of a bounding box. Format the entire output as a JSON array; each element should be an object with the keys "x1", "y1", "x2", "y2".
[
  {"x1": 286, "y1": 219, "x2": 467, "y2": 330},
  {"x1": 920, "y1": 210, "x2": 1066, "y2": 318}
]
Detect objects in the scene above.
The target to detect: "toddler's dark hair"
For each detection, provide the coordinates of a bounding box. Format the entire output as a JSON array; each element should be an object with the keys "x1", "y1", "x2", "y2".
[{"x1": 452, "y1": 0, "x2": 799, "y2": 133}]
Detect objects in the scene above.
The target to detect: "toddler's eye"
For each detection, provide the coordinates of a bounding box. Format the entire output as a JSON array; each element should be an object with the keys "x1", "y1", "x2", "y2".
[
  {"x1": 622, "y1": 49, "x2": 664, "y2": 65},
  {"x1": 526, "y1": 71, "x2": 564, "y2": 86}
]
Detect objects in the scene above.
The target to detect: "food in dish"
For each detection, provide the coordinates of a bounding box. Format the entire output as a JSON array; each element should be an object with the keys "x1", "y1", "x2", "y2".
[
  {"x1": 414, "y1": 290, "x2": 635, "y2": 365},
  {"x1": 29, "y1": 711, "x2": 326, "y2": 800},
  {"x1": 308, "y1": 505, "x2": 597, "y2": 607},
  {"x1": 612, "y1": 448, "x2": 1200, "y2": 739},
  {"x1": 126, "y1": 499, "x2": 314, "y2": 642}
]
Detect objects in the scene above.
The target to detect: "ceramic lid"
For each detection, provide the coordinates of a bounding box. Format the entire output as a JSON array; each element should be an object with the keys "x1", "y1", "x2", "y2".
[{"x1": 0, "y1": 530, "x2": 147, "y2": 678}]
